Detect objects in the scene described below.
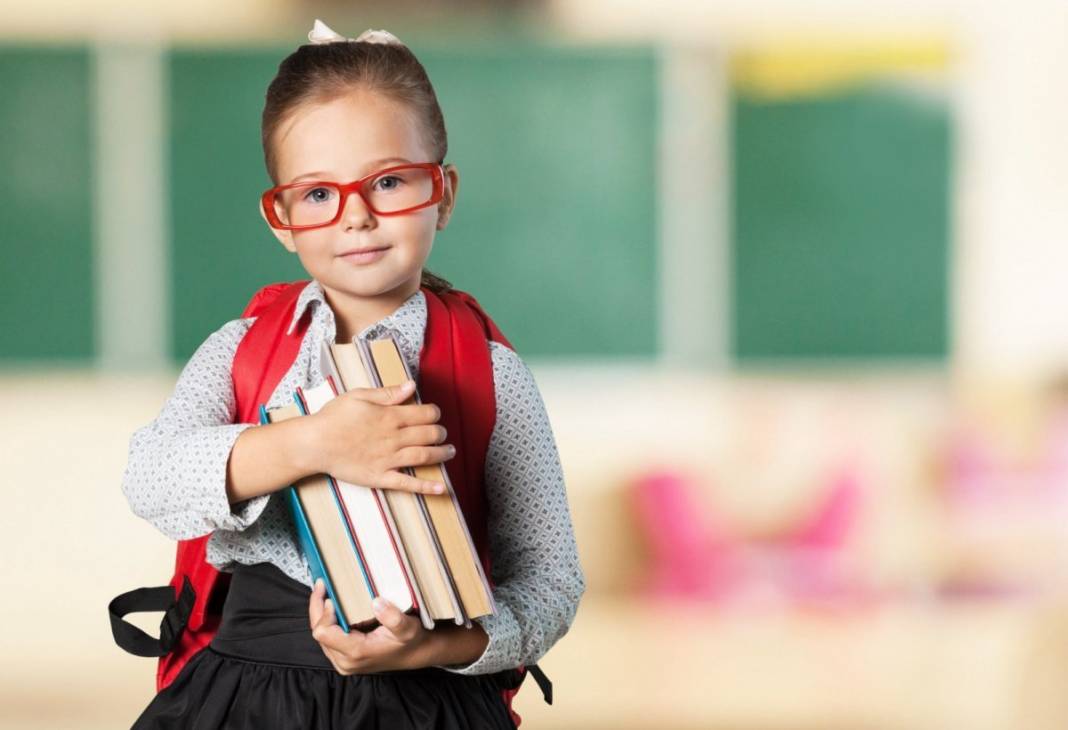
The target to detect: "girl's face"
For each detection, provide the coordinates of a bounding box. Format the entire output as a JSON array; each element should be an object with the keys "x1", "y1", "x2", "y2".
[{"x1": 263, "y1": 87, "x2": 458, "y2": 305}]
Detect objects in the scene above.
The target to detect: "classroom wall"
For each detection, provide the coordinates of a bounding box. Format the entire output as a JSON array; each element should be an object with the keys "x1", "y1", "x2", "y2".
[
  {"x1": 8, "y1": 5, "x2": 1068, "y2": 730},
  {"x1": 165, "y1": 43, "x2": 659, "y2": 361},
  {"x1": 0, "y1": 34, "x2": 954, "y2": 369},
  {"x1": 0, "y1": 46, "x2": 94, "y2": 362}
]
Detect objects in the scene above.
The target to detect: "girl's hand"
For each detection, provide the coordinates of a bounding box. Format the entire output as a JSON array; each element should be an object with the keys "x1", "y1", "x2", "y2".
[
  {"x1": 309, "y1": 578, "x2": 432, "y2": 674},
  {"x1": 307, "y1": 380, "x2": 454, "y2": 495}
]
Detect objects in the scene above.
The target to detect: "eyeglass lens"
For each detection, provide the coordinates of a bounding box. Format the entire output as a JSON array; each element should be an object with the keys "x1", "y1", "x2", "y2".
[{"x1": 273, "y1": 167, "x2": 436, "y2": 226}]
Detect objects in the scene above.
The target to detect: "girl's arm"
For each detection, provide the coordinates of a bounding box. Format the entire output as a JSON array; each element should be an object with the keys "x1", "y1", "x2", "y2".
[
  {"x1": 225, "y1": 414, "x2": 321, "y2": 504},
  {"x1": 122, "y1": 318, "x2": 450, "y2": 542},
  {"x1": 432, "y1": 342, "x2": 587, "y2": 675},
  {"x1": 121, "y1": 317, "x2": 277, "y2": 540}
]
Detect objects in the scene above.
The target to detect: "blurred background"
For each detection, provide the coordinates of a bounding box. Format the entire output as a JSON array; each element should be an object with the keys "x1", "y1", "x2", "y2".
[{"x1": 6, "y1": 0, "x2": 1068, "y2": 728}]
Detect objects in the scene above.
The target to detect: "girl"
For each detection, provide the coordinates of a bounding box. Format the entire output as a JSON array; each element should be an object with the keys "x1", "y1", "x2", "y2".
[{"x1": 122, "y1": 19, "x2": 585, "y2": 729}]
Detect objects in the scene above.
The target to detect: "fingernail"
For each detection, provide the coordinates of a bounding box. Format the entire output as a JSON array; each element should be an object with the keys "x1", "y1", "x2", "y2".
[
  {"x1": 372, "y1": 597, "x2": 386, "y2": 612},
  {"x1": 315, "y1": 578, "x2": 324, "y2": 591},
  {"x1": 433, "y1": 483, "x2": 445, "y2": 494},
  {"x1": 447, "y1": 445, "x2": 456, "y2": 455}
]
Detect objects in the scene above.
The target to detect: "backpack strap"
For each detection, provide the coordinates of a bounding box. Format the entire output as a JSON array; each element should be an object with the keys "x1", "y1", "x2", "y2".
[
  {"x1": 421, "y1": 288, "x2": 552, "y2": 724},
  {"x1": 420, "y1": 287, "x2": 502, "y2": 578},
  {"x1": 232, "y1": 280, "x2": 312, "y2": 423},
  {"x1": 107, "y1": 577, "x2": 195, "y2": 658}
]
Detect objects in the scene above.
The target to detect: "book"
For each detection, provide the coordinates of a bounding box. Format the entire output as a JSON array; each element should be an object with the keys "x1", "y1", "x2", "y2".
[
  {"x1": 260, "y1": 333, "x2": 495, "y2": 633},
  {"x1": 358, "y1": 335, "x2": 496, "y2": 622},
  {"x1": 258, "y1": 402, "x2": 377, "y2": 632},
  {"x1": 297, "y1": 378, "x2": 419, "y2": 622},
  {"x1": 324, "y1": 341, "x2": 463, "y2": 627}
]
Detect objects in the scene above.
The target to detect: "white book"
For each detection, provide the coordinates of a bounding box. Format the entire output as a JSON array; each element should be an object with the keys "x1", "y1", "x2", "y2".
[
  {"x1": 352, "y1": 335, "x2": 468, "y2": 628},
  {"x1": 299, "y1": 380, "x2": 418, "y2": 618}
]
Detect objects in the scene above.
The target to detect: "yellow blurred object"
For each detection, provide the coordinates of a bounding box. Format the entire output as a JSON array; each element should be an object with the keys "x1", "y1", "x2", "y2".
[{"x1": 731, "y1": 37, "x2": 950, "y2": 99}]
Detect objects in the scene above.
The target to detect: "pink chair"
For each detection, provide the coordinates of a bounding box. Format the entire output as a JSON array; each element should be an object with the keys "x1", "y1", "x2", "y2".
[
  {"x1": 772, "y1": 463, "x2": 868, "y2": 604},
  {"x1": 630, "y1": 469, "x2": 741, "y2": 601}
]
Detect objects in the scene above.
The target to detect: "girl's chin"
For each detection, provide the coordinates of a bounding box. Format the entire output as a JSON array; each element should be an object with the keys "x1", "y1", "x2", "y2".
[{"x1": 320, "y1": 270, "x2": 423, "y2": 299}]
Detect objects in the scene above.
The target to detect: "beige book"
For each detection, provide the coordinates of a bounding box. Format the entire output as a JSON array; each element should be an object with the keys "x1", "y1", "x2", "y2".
[
  {"x1": 364, "y1": 336, "x2": 495, "y2": 622},
  {"x1": 263, "y1": 403, "x2": 376, "y2": 630},
  {"x1": 324, "y1": 342, "x2": 457, "y2": 628}
]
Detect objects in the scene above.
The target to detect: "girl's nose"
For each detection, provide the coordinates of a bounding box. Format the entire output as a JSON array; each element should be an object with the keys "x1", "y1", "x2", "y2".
[{"x1": 341, "y1": 191, "x2": 374, "y2": 229}]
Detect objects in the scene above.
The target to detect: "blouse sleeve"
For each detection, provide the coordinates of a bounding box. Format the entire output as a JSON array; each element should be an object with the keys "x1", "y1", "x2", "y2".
[
  {"x1": 434, "y1": 342, "x2": 586, "y2": 675},
  {"x1": 121, "y1": 317, "x2": 270, "y2": 540}
]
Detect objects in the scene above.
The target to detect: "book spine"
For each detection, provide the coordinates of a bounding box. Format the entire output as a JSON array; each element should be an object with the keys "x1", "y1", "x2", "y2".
[
  {"x1": 324, "y1": 341, "x2": 422, "y2": 619},
  {"x1": 290, "y1": 391, "x2": 378, "y2": 611},
  {"x1": 285, "y1": 487, "x2": 352, "y2": 632},
  {"x1": 372, "y1": 488, "x2": 423, "y2": 616},
  {"x1": 260, "y1": 403, "x2": 352, "y2": 633},
  {"x1": 358, "y1": 336, "x2": 466, "y2": 626},
  {"x1": 326, "y1": 473, "x2": 379, "y2": 599}
]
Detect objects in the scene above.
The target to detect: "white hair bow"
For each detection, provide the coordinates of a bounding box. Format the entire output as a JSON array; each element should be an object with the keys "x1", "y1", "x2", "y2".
[{"x1": 307, "y1": 19, "x2": 403, "y2": 46}]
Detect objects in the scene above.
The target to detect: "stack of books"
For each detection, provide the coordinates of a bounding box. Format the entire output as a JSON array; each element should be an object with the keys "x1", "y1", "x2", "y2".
[{"x1": 259, "y1": 334, "x2": 495, "y2": 632}]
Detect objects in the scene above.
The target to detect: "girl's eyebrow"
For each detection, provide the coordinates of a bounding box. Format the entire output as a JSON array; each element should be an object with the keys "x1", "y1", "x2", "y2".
[{"x1": 289, "y1": 158, "x2": 413, "y2": 184}]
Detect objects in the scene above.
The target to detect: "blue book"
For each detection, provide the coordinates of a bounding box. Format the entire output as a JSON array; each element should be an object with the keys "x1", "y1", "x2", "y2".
[{"x1": 258, "y1": 403, "x2": 376, "y2": 632}]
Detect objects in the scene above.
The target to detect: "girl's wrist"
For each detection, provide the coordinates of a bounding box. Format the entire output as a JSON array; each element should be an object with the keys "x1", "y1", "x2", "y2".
[
  {"x1": 419, "y1": 623, "x2": 489, "y2": 670},
  {"x1": 402, "y1": 626, "x2": 440, "y2": 670},
  {"x1": 290, "y1": 411, "x2": 328, "y2": 477}
]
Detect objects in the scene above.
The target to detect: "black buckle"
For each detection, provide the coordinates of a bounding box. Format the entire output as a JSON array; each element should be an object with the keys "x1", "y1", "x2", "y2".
[{"x1": 159, "y1": 577, "x2": 195, "y2": 650}]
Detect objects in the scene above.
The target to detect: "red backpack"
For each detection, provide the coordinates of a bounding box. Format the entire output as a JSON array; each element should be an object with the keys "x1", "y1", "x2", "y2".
[{"x1": 109, "y1": 280, "x2": 552, "y2": 727}]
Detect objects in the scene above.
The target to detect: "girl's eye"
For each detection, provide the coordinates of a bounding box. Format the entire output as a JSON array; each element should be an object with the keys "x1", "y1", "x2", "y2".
[
  {"x1": 303, "y1": 186, "x2": 335, "y2": 204},
  {"x1": 372, "y1": 174, "x2": 405, "y2": 192}
]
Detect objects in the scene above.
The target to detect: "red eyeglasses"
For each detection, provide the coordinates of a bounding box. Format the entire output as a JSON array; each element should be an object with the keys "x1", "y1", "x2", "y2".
[{"x1": 261, "y1": 162, "x2": 445, "y2": 230}]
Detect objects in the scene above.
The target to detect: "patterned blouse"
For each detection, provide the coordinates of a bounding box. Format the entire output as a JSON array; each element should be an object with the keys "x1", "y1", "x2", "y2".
[{"x1": 121, "y1": 279, "x2": 585, "y2": 676}]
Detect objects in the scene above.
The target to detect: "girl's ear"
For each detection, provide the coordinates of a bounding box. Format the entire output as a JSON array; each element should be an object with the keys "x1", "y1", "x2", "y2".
[
  {"x1": 259, "y1": 201, "x2": 298, "y2": 253},
  {"x1": 436, "y1": 164, "x2": 460, "y2": 231}
]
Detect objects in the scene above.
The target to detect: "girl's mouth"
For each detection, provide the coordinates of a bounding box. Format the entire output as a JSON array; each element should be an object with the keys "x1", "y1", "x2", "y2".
[{"x1": 338, "y1": 246, "x2": 390, "y2": 265}]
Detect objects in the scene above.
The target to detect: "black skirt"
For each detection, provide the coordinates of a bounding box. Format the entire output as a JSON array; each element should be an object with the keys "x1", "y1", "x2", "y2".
[{"x1": 131, "y1": 562, "x2": 519, "y2": 729}]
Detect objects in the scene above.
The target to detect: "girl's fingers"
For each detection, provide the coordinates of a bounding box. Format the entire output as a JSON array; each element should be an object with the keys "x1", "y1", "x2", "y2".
[
  {"x1": 310, "y1": 583, "x2": 348, "y2": 645},
  {"x1": 326, "y1": 649, "x2": 351, "y2": 675},
  {"x1": 392, "y1": 402, "x2": 442, "y2": 428},
  {"x1": 391, "y1": 445, "x2": 455, "y2": 470},
  {"x1": 308, "y1": 578, "x2": 326, "y2": 629},
  {"x1": 372, "y1": 597, "x2": 416, "y2": 641},
  {"x1": 346, "y1": 381, "x2": 415, "y2": 406},
  {"x1": 380, "y1": 469, "x2": 445, "y2": 495},
  {"x1": 386, "y1": 380, "x2": 417, "y2": 403},
  {"x1": 309, "y1": 583, "x2": 355, "y2": 672},
  {"x1": 316, "y1": 627, "x2": 352, "y2": 674},
  {"x1": 396, "y1": 424, "x2": 448, "y2": 447},
  {"x1": 321, "y1": 597, "x2": 339, "y2": 627},
  {"x1": 312, "y1": 598, "x2": 348, "y2": 647},
  {"x1": 313, "y1": 598, "x2": 367, "y2": 662}
]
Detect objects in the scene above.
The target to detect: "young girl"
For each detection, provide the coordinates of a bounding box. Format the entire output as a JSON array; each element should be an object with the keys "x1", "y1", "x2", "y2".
[{"x1": 122, "y1": 19, "x2": 585, "y2": 729}]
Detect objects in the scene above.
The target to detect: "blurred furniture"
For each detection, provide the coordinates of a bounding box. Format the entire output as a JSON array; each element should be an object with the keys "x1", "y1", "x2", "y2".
[{"x1": 8, "y1": 370, "x2": 1068, "y2": 730}]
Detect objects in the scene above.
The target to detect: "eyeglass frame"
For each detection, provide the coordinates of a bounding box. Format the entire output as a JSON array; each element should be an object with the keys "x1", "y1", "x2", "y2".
[{"x1": 260, "y1": 162, "x2": 447, "y2": 231}]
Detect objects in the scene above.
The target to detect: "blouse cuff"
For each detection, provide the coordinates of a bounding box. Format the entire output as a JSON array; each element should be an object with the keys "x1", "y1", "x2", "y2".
[{"x1": 192, "y1": 422, "x2": 266, "y2": 533}]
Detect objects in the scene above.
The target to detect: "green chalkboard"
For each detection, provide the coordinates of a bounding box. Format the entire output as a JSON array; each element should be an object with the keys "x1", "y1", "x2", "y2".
[
  {"x1": 168, "y1": 49, "x2": 300, "y2": 360},
  {"x1": 0, "y1": 47, "x2": 93, "y2": 362},
  {"x1": 421, "y1": 47, "x2": 658, "y2": 358},
  {"x1": 168, "y1": 44, "x2": 658, "y2": 361},
  {"x1": 731, "y1": 84, "x2": 950, "y2": 361}
]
